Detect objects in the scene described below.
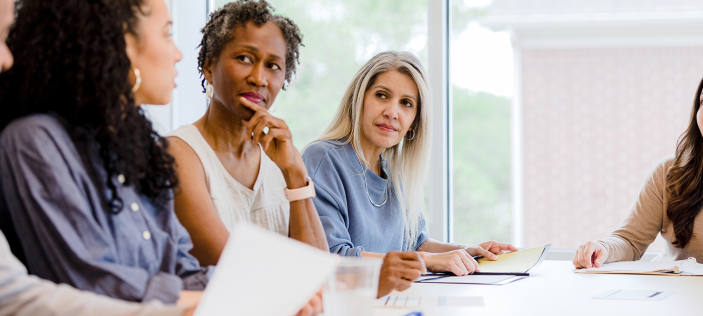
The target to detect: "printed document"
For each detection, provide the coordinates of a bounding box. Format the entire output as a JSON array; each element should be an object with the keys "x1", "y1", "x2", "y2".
[{"x1": 194, "y1": 222, "x2": 339, "y2": 316}]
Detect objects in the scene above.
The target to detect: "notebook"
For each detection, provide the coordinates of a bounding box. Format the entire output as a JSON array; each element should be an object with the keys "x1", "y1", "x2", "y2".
[
  {"x1": 575, "y1": 257, "x2": 703, "y2": 276},
  {"x1": 474, "y1": 244, "x2": 550, "y2": 275}
]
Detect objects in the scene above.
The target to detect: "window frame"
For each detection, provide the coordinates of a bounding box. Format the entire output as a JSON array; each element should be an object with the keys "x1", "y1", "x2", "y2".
[{"x1": 427, "y1": 0, "x2": 451, "y2": 243}]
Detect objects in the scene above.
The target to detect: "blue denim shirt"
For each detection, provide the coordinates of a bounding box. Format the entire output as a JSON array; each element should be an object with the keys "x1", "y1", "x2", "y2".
[
  {"x1": 302, "y1": 140, "x2": 429, "y2": 257},
  {"x1": 0, "y1": 114, "x2": 212, "y2": 304}
]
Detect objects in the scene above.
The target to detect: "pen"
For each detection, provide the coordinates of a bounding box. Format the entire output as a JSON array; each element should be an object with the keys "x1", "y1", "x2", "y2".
[{"x1": 472, "y1": 272, "x2": 529, "y2": 276}]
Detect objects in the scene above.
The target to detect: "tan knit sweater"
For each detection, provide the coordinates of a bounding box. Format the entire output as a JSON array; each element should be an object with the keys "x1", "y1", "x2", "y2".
[{"x1": 598, "y1": 156, "x2": 703, "y2": 262}]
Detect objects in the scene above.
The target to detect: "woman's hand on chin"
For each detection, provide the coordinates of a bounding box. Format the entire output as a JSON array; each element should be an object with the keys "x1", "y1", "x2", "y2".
[
  {"x1": 463, "y1": 240, "x2": 518, "y2": 261},
  {"x1": 423, "y1": 250, "x2": 479, "y2": 276},
  {"x1": 240, "y1": 97, "x2": 308, "y2": 187}
]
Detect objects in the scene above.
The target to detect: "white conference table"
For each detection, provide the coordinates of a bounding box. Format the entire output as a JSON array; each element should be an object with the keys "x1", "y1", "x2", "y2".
[{"x1": 373, "y1": 260, "x2": 702, "y2": 316}]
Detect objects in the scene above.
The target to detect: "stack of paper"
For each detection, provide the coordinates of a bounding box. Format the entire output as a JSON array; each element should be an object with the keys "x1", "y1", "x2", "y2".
[{"x1": 575, "y1": 257, "x2": 703, "y2": 276}]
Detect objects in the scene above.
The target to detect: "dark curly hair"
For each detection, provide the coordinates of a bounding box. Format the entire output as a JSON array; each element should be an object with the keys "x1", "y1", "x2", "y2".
[
  {"x1": 197, "y1": 0, "x2": 303, "y2": 91},
  {"x1": 0, "y1": 0, "x2": 178, "y2": 212}
]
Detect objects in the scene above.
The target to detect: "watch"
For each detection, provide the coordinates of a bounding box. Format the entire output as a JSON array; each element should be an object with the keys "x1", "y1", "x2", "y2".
[{"x1": 284, "y1": 177, "x2": 316, "y2": 201}]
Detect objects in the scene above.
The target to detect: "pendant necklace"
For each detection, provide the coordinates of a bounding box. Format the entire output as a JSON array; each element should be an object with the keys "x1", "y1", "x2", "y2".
[{"x1": 359, "y1": 159, "x2": 388, "y2": 207}]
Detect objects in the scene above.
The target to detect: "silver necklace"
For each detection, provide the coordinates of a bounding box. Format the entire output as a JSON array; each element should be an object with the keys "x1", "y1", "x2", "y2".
[{"x1": 360, "y1": 160, "x2": 388, "y2": 207}]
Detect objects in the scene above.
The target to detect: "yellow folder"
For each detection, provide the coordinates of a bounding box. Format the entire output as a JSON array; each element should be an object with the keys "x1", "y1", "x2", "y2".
[{"x1": 475, "y1": 245, "x2": 550, "y2": 274}]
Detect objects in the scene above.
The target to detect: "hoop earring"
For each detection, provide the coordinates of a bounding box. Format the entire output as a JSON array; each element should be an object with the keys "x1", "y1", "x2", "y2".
[
  {"x1": 206, "y1": 82, "x2": 214, "y2": 98},
  {"x1": 405, "y1": 129, "x2": 416, "y2": 140},
  {"x1": 131, "y1": 68, "x2": 142, "y2": 93}
]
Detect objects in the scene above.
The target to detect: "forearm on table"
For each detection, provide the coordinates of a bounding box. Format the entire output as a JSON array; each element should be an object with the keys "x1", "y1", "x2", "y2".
[
  {"x1": 601, "y1": 210, "x2": 662, "y2": 262},
  {"x1": 598, "y1": 235, "x2": 642, "y2": 262},
  {"x1": 360, "y1": 251, "x2": 386, "y2": 259},
  {"x1": 2, "y1": 279, "x2": 187, "y2": 316},
  {"x1": 416, "y1": 238, "x2": 466, "y2": 253}
]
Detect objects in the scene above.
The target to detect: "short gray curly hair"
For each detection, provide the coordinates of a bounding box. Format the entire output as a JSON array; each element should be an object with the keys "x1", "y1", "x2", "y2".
[{"x1": 197, "y1": 0, "x2": 303, "y2": 91}]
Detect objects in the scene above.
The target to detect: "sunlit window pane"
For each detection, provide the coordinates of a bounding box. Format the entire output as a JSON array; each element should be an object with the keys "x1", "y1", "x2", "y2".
[
  {"x1": 451, "y1": 0, "x2": 703, "y2": 250},
  {"x1": 450, "y1": 0, "x2": 513, "y2": 245}
]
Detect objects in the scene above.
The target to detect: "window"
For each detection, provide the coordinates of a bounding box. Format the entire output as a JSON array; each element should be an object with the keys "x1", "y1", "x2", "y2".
[
  {"x1": 160, "y1": 0, "x2": 703, "y2": 251},
  {"x1": 450, "y1": 0, "x2": 703, "y2": 250},
  {"x1": 450, "y1": 0, "x2": 513, "y2": 245},
  {"x1": 214, "y1": 0, "x2": 429, "y2": 149}
]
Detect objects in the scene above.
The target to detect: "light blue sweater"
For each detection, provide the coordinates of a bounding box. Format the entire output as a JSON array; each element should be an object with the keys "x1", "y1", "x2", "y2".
[{"x1": 302, "y1": 140, "x2": 429, "y2": 257}]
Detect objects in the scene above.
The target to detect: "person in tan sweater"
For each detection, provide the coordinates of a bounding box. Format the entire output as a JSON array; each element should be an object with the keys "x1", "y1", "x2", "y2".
[{"x1": 574, "y1": 78, "x2": 703, "y2": 269}]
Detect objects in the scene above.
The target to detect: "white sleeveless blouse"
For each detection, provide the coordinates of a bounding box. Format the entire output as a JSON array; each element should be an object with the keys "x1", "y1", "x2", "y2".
[{"x1": 168, "y1": 124, "x2": 289, "y2": 236}]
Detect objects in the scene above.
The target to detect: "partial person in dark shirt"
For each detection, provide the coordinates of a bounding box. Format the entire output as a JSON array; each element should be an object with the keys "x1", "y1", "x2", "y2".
[{"x1": 0, "y1": 0, "x2": 208, "y2": 304}]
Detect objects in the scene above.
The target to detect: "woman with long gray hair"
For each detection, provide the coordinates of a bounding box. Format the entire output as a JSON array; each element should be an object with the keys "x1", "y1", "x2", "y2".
[{"x1": 303, "y1": 51, "x2": 517, "y2": 276}]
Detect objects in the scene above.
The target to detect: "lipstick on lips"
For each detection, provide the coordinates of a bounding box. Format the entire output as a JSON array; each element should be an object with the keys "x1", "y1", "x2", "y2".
[
  {"x1": 241, "y1": 92, "x2": 264, "y2": 104},
  {"x1": 377, "y1": 123, "x2": 397, "y2": 133}
]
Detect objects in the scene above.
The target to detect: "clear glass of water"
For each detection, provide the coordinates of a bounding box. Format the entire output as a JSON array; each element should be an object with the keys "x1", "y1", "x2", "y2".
[{"x1": 323, "y1": 257, "x2": 383, "y2": 316}]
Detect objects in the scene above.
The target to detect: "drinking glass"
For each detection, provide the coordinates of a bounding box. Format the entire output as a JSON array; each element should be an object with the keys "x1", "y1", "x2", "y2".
[{"x1": 323, "y1": 257, "x2": 383, "y2": 316}]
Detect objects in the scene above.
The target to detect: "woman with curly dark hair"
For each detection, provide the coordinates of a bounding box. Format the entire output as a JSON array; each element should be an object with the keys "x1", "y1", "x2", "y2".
[
  {"x1": 574, "y1": 79, "x2": 703, "y2": 269},
  {"x1": 167, "y1": 0, "x2": 426, "y2": 300},
  {"x1": 0, "y1": 0, "x2": 210, "y2": 304},
  {"x1": 0, "y1": 1, "x2": 193, "y2": 315}
]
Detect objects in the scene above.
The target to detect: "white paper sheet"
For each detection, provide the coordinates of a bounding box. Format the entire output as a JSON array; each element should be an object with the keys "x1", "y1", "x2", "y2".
[
  {"x1": 593, "y1": 290, "x2": 674, "y2": 301},
  {"x1": 376, "y1": 296, "x2": 484, "y2": 307},
  {"x1": 418, "y1": 274, "x2": 522, "y2": 284},
  {"x1": 577, "y1": 260, "x2": 680, "y2": 274},
  {"x1": 575, "y1": 258, "x2": 703, "y2": 276},
  {"x1": 194, "y1": 222, "x2": 339, "y2": 316}
]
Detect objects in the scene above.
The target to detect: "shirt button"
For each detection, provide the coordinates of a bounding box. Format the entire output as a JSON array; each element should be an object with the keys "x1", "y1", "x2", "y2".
[
  {"x1": 143, "y1": 231, "x2": 151, "y2": 240},
  {"x1": 131, "y1": 203, "x2": 139, "y2": 212},
  {"x1": 117, "y1": 174, "x2": 125, "y2": 184}
]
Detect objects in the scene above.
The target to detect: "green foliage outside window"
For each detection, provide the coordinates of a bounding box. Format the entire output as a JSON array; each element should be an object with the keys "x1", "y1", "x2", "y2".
[
  {"x1": 214, "y1": 0, "x2": 512, "y2": 245},
  {"x1": 452, "y1": 88, "x2": 511, "y2": 244}
]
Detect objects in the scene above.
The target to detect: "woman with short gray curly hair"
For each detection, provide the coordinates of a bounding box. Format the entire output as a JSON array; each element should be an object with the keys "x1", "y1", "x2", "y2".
[
  {"x1": 168, "y1": 0, "x2": 325, "y2": 263},
  {"x1": 166, "y1": 0, "x2": 426, "y2": 301},
  {"x1": 168, "y1": 1, "x2": 328, "y2": 314}
]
